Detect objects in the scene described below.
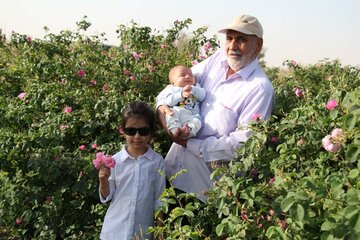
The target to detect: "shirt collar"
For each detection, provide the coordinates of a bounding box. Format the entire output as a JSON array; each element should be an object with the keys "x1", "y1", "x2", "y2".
[
  {"x1": 120, "y1": 145, "x2": 154, "y2": 162},
  {"x1": 221, "y1": 56, "x2": 259, "y2": 81}
]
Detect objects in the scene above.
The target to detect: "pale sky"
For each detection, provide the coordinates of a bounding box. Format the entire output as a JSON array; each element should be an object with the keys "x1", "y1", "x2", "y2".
[{"x1": 1, "y1": 0, "x2": 359, "y2": 67}]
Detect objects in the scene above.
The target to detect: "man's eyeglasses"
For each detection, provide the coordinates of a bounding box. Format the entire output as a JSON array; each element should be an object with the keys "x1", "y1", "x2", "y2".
[{"x1": 123, "y1": 127, "x2": 151, "y2": 136}]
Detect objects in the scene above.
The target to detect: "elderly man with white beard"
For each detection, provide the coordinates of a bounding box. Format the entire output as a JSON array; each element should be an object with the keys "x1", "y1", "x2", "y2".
[{"x1": 157, "y1": 14, "x2": 275, "y2": 202}]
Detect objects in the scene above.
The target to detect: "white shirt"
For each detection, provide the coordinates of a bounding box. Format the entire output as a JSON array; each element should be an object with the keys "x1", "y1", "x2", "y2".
[
  {"x1": 99, "y1": 145, "x2": 165, "y2": 240},
  {"x1": 156, "y1": 50, "x2": 274, "y2": 201}
]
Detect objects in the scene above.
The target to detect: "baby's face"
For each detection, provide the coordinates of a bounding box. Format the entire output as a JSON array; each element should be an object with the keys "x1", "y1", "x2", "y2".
[{"x1": 170, "y1": 66, "x2": 195, "y2": 87}]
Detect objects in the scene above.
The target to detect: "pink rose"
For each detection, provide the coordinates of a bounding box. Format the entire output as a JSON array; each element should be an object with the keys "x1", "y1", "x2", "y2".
[
  {"x1": 271, "y1": 136, "x2": 278, "y2": 143},
  {"x1": 290, "y1": 60, "x2": 298, "y2": 66},
  {"x1": 64, "y1": 106, "x2": 72, "y2": 113},
  {"x1": 326, "y1": 100, "x2": 338, "y2": 110},
  {"x1": 199, "y1": 54, "x2": 207, "y2": 60},
  {"x1": 331, "y1": 128, "x2": 343, "y2": 138},
  {"x1": 123, "y1": 69, "x2": 131, "y2": 76},
  {"x1": 203, "y1": 42, "x2": 212, "y2": 52},
  {"x1": 297, "y1": 138, "x2": 305, "y2": 145},
  {"x1": 129, "y1": 75, "x2": 135, "y2": 81},
  {"x1": 251, "y1": 113, "x2": 262, "y2": 121},
  {"x1": 59, "y1": 124, "x2": 69, "y2": 130},
  {"x1": 294, "y1": 88, "x2": 303, "y2": 97},
  {"x1": 25, "y1": 35, "x2": 32, "y2": 43},
  {"x1": 90, "y1": 80, "x2": 97, "y2": 85},
  {"x1": 18, "y1": 92, "x2": 26, "y2": 100},
  {"x1": 92, "y1": 143, "x2": 97, "y2": 149},
  {"x1": 268, "y1": 177, "x2": 275, "y2": 184},
  {"x1": 322, "y1": 135, "x2": 341, "y2": 152},
  {"x1": 92, "y1": 152, "x2": 116, "y2": 169},
  {"x1": 79, "y1": 145, "x2": 86, "y2": 151},
  {"x1": 16, "y1": 218, "x2": 23, "y2": 225},
  {"x1": 132, "y1": 52, "x2": 140, "y2": 59},
  {"x1": 77, "y1": 69, "x2": 85, "y2": 77},
  {"x1": 279, "y1": 220, "x2": 287, "y2": 229}
]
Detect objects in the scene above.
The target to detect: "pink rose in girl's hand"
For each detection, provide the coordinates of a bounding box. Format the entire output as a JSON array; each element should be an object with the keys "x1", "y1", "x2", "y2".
[{"x1": 92, "y1": 152, "x2": 116, "y2": 169}]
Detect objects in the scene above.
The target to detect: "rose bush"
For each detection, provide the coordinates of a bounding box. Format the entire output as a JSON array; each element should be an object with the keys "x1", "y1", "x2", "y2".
[{"x1": 1, "y1": 17, "x2": 359, "y2": 239}]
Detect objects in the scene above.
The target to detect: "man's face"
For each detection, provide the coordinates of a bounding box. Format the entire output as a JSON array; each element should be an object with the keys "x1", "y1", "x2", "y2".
[{"x1": 225, "y1": 30, "x2": 263, "y2": 71}]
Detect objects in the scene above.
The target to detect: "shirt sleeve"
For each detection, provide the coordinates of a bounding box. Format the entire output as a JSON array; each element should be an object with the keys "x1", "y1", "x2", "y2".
[
  {"x1": 187, "y1": 84, "x2": 274, "y2": 162},
  {"x1": 191, "y1": 84, "x2": 206, "y2": 101},
  {"x1": 156, "y1": 85, "x2": 171, "y2": 108},
  {"x1": 164, "y1": 87, "x2": 184, "y2": 107}
]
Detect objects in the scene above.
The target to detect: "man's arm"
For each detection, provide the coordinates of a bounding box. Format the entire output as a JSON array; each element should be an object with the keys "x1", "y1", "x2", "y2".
[{"x1": 156, "y1": 105, "x2": 188, "y2": 147}]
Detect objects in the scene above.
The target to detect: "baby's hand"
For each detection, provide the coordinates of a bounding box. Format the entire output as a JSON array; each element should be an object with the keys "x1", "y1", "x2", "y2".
[{"x1": 182, "y1": 85, "x2": 192, "y2": 98}]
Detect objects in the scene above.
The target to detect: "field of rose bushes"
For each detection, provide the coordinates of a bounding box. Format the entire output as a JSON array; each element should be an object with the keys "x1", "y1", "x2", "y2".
[{"x1": 0, "y1": 17, "x2": 359, "y2": 239}]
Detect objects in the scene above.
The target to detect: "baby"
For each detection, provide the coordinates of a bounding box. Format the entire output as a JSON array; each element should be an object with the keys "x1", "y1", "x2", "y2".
[{"x1": 162, "y1": 65, "x2": 206, "y2": 139}]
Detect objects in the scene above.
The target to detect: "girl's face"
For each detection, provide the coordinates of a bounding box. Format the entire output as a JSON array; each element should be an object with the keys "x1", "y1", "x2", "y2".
[{"x1": 124, "y1": 116, "x2": 151, "y2": 158}]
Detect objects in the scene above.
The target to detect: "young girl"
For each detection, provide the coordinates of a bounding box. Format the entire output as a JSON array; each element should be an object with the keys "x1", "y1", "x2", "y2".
[{"x1": 98, "y1": 101, "x2": 165, "y2": 240}]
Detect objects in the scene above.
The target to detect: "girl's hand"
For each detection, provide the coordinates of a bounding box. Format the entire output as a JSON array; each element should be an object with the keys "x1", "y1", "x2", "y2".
[
  {"x1": 99, "y1": 166, "x2": 110, "y2": 183},
  {"x1": 99, "y1": 166, "x2": 111, "y2": 198}
]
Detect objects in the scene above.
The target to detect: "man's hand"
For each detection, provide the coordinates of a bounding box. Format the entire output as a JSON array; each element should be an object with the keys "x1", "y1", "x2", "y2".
[{"x1": 157, "y1": 105, "x2": 188, "y2": 148}]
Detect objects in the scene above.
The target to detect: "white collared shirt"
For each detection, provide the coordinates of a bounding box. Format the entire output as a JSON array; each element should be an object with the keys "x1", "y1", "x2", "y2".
[
  {"x1": 99, "y1": 145, "x2": 165, "y2": 240},
  {"x1": 156, "y1": 50, "x2": 274, "y2": 201}
]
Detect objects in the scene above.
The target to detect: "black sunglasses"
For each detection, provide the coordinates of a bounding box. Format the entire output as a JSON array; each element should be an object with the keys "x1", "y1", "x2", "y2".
[{"x1": 123, "y1": 127, "x2": 151, "y2": 136}]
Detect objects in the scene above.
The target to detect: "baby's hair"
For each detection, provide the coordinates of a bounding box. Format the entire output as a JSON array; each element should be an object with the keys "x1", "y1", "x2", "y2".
[
  {"x1": 168, "y1": 64, "x2": 191, "y2": 82},
  {"x1": 120, "y1": 101, "x2": 155, "y2": 132}
]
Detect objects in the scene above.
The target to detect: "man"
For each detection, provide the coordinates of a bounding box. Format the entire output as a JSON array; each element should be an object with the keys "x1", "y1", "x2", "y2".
[{"x1": 157, "y1": 14, "x2": 275, "y2": 201}]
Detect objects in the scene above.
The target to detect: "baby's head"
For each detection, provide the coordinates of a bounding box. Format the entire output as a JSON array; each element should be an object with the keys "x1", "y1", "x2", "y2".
[{"x1": 169, "y1": 65, "x2": 195, "y2": 87}]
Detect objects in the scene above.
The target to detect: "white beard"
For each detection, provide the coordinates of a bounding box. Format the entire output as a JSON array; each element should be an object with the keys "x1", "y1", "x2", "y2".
[{"x1": 227, "y1": 57, "x2": 246, "y2": 71}]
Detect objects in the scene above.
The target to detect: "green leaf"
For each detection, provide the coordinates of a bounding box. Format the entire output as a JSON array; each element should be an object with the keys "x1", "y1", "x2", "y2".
[
  {"x1": 348, "y1": 169, "x2": 359, "y2": 179},
  {"x1": 345, "y1": 144, "x2": 360, "y2": 163},
  {"x1": 296, "y1": 204, "x2": 305, "y2": 221},
  {"x1": 350, "y1": 212, "x2": 360, "y2": 233},
  {"x1": 215, "y1": 223, "x2": 225, "y2": 236},
  {"x1": 321, "y1": 220, "x2": 335, "y2": 231},
  {"x1": 281, "y1": 195, "x2": 295, "y2": 212},
  {"x1": 344, "y1": 113, "x2": 357, "y2": 129}
]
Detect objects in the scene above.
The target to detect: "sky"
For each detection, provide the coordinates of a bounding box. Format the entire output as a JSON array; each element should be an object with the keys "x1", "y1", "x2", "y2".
[{"x1": 1, "y1": 0, "x2": 359, "y2": 67}]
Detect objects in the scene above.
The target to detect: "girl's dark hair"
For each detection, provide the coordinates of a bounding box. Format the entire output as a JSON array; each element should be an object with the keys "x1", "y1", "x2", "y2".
[{"x1": 120, "y1": 101, "x2": 156, "y2": 132}]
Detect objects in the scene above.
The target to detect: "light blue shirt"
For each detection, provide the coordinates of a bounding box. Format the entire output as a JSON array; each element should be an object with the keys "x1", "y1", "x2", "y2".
[
  {"x1": 156, "y1": 49, "x2": 274, "y2": 201},
  {"x1": 163, "y1": 83, "x2": 206, "y2": 114},
  {"x1": 99, "y1": 145, "x2": 165, "y2": 240}
]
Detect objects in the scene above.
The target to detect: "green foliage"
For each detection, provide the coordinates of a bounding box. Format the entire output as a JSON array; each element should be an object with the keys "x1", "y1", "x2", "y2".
[
  {"x1": 1, "y1": 16, "x2": 359, "y2": 239},
  {"x1": 0, "y1": 17, "x2": 219, "y2": 239}
]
